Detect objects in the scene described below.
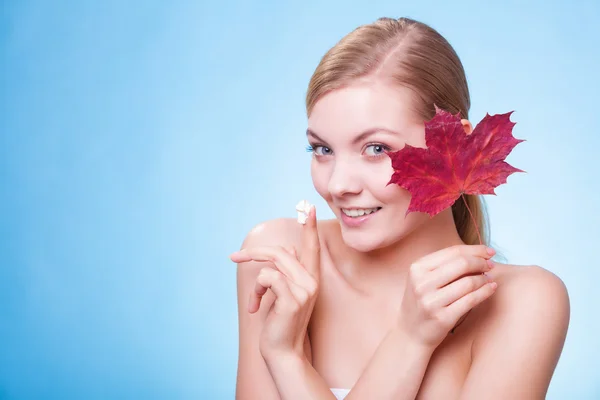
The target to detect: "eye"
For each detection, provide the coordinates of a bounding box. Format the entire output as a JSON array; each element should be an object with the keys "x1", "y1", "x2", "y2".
[
  {"x1": 365, "y1": 143, "x2": 391, "y2": 158},
  {"x1": 306, "y1": 143, "x2": 391, "y2": 158},
  {"x1": 306, "y1": 144, "x2": 332, "y2": 156}
]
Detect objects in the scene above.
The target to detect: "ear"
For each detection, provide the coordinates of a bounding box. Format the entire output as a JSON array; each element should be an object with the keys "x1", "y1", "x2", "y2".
[{"x1": 461, "y1": 119, "x2": 473, "y2": 135}]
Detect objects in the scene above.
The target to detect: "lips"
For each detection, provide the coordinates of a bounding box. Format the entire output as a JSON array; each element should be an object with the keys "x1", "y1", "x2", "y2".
[{"x1": 339, "y1": 207, "x2": 382, "y2": 228}]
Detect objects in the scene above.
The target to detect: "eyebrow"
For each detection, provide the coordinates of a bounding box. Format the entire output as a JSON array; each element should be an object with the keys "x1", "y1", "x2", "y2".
[{"x1": 306, "y1": 127, "x2": 403, "y2": 145}]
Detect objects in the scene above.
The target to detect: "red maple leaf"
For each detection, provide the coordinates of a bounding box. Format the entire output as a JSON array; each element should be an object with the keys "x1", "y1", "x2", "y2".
[{"x1": 386, "y1": 105, "x2": 525, "y2": 239}]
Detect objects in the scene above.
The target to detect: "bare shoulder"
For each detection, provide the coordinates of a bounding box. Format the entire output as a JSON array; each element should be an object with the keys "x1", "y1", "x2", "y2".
[
  {"x1": 460, "y1": 262, "x2": 571, "y2": 398},
  {"x1": 474, "y1": 262, "x2": 570, "y2": 337},
  {"x1": 234, "y1": 217, "x2": 304, "y2": 399},
  {"x1": 242, "y1": 216, "x2": 335, "y2": 252},
  {"x1": 242, "y1": 217, "x2": 301, "y2": 246},
  {"x1": 483, "y1": 262, "x2": 569, "y2": 313},
  {"x1": 235, "y1": 217, "x2": 301, "y2": 284},
  {"x1": 236, "y1": 216, "x2": 335, "y2": 275}
]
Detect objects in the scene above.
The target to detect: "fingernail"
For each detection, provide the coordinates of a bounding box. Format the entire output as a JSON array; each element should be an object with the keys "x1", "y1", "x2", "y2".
[
  {"x1": 487, "y1": 247, "x2": 496, "y2": 256},
  {"x1": 487, "y1": 259, "x2": 495, "y2": 269}
]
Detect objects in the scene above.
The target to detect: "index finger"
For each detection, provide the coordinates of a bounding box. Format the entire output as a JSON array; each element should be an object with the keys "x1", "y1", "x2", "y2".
[
  {"x1": 300, "y1": 205, "x2": 321, "y2": 277},
  {"x1": 414, "y1": 244, "x2": 495, "y2": 271}
]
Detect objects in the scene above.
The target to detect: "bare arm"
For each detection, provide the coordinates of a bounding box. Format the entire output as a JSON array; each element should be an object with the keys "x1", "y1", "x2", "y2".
[
  {"x1": 345, "y1": 327, "x2": 436, "y2": 400},
  {"x1": 235, "y1": 218, "x2": 336, "y2": 400},
  {"x1": 345, "y1": 244, "x2": 498, "y2": 399},
  {"x1": 263, "y1": 353, "x2": 337, "y2": 400},
  {"x1": 346, "y1": 265, "x2": 569, "y2": 400},
  {"x1": 458, "y1": 266, "x2": 570, "y2": 399}
]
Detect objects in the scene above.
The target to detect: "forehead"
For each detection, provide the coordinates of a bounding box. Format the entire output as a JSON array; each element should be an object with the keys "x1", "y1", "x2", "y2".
[{"x1": 308, "y1": 81, "x2": 423, "y2": 137}]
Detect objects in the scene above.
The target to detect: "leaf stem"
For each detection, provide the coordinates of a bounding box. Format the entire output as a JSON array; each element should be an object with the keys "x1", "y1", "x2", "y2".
[
  {"x1": 460, "y1": 193, "x2": 482, "y2": 245},
  {"x1": 450, "y1": 194, "x2": 482, "y2": 335}
]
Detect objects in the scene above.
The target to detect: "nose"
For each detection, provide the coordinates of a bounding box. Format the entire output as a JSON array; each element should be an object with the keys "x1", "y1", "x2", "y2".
[{"x1": 328, "y1": 157, "x2": 362, "y2": 198}]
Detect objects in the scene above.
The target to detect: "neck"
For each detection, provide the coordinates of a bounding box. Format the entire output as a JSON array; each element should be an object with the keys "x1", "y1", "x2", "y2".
[{"x1": 332, "y1": 208, "x2": 465, "y2": 295}]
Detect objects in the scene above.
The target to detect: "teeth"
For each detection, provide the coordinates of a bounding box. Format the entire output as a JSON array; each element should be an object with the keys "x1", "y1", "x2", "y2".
[{"x1": 342, "y1": 207, "x2": 381, "y2": 217}]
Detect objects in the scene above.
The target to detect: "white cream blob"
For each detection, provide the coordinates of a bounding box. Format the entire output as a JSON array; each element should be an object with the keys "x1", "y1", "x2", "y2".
[{"x1": 295, "y1": 200, "x2": 313, "y2": 224}]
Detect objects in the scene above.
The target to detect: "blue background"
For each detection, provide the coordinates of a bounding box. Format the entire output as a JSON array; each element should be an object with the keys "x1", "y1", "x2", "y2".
[{"x1": 1, "y1": 0, "x2": 598, "y2": 398}]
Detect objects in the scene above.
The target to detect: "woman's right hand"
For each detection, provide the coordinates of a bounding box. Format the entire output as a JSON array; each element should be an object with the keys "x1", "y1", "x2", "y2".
[{"x1": 398, "y1": 244, "x2": 497, "y2": 349}]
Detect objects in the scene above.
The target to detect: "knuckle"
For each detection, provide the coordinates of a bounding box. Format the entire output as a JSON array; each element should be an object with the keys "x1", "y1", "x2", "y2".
[
  {"x1": 421, "y1": 297, "x2": 436, "y2": 314},
  {"x1": 287, "y1": 301, "x2": 300, "y2": 313},
  {"x1": 273, "y1": 271, "x2": 286, "y2": 282},
  {"x1": 258, "y1": 267, "x2": 270, "y2": 279},
  {"x1": 466, "y1": 293, "x2": 478, "y2": 308},
  {"x1": 413, "y1": 281, "x2": 427, "y2": 297},
  {"x1": 452, "y1": 245, "x2": 463, "y2": 257},
  {"x1": 437, "y1": 312, "x2": 452, "y2": 328},
  {"x1": 295, "y1": 289, "x2": 309, "y2": 303},
  {"x1": 410, "y1": 262, "x2": 422, "y2": 274},
  {"x1": 305, "y1": 278, "x2": 318, "y2": 295},
  {"x1": 468, "y1": 277, "x2": 479, "y2": 292}
]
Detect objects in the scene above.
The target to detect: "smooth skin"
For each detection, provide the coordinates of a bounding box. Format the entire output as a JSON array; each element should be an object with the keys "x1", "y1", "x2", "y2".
[{"x1": 233, "y1": 78, "x2": 570, "y2": 399}]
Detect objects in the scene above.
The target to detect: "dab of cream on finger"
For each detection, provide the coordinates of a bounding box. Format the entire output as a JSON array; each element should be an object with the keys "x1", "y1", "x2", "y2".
[{"x1": 295, "y1": 200, "x2": 312, "y2": 225}]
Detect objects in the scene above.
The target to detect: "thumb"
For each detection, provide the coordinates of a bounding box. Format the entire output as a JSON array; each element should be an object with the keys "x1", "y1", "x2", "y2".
[{"x1": 301, "y1": 205, "x2": 321, "y2": 277}]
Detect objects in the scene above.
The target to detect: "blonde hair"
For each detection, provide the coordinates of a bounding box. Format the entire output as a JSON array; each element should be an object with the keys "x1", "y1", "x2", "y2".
[{"x1": 306, "y1": 17, "x2": 496, "y2": 250}]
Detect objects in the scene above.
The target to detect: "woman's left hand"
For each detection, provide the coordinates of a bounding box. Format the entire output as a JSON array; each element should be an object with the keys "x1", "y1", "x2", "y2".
[{"x1": 229, "y1": 206, "x2": 321, "y2": 361}]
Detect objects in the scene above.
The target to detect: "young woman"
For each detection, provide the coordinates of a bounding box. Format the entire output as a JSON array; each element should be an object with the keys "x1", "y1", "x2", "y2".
[{"x1": 232, "y1": 17, "x2": 570, "y2": 400}]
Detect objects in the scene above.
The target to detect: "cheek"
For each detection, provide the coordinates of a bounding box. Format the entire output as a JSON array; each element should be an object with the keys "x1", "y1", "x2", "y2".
[
  {"x1": 371, "y1": 162, "x2": 407, "y2": 203},
  {"x1": 311, "y1": 161, "x2": 330, "y2": 198},
  {"x1": 379, "y1": 184, "x2": 407, "y2": 205},
  {"x1": 381, "y1": 182, "x2": 430, "y2": 234}
]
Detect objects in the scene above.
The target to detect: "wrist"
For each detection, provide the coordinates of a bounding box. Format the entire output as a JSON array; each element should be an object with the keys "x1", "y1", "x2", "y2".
[
  {"x1": 261, "y1": 348, "x2": 334, "y2": 399},
  {"x1": 348, "y1": 326, "x2": 436, "y2": 398},
  {"x1": 391, "y1": 326, "x2": 437, "y2": 356},
  {"x1": 262, "y1": 348, "x2": 307, "y2": 369},
  {"x1": 262, "y1": 350, "x2": 311, "y2": 391}
]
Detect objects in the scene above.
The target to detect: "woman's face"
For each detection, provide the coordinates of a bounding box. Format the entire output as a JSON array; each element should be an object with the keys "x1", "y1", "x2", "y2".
[{"x1": 307, "y1": 80, "x2": 432, "y2": 252}]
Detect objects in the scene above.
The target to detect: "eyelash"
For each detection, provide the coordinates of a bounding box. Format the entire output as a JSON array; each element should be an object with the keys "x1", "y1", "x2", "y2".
[{"x1": 305, "y1": 143, "x2": 392, "y2": 159}]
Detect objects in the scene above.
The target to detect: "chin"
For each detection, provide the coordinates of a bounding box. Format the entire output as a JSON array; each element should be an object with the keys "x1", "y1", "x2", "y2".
[
  {"x1": 339, "y1": 227, "x2": 395, "y2": 253},
  {"x1": 337, "y1": 214, "x2": 422, "y2": 253}
]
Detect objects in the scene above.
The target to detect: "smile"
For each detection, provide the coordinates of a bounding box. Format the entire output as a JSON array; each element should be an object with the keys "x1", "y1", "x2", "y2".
[{"x1": 341, "y1": 207, "x2": 382, "y2": 218}]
